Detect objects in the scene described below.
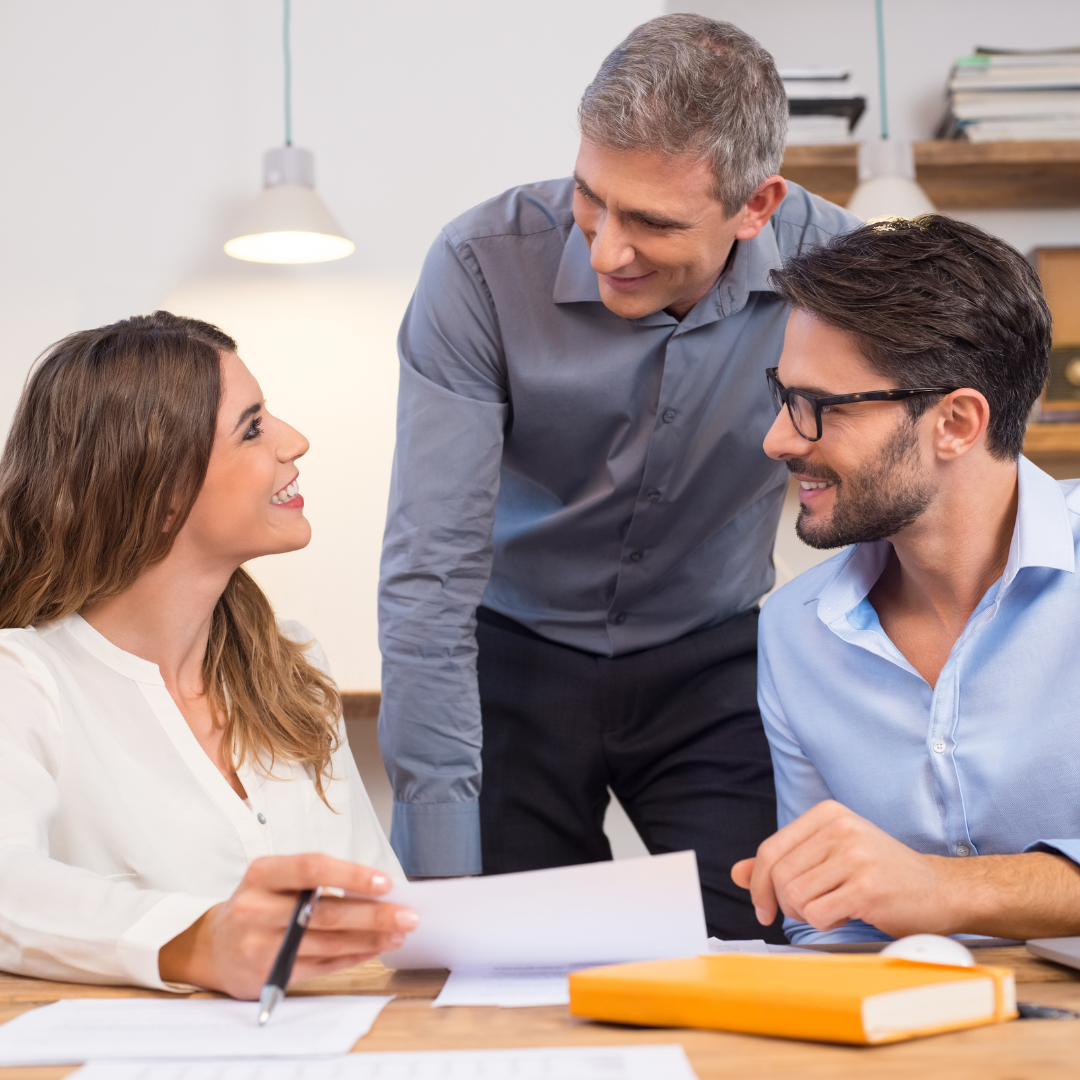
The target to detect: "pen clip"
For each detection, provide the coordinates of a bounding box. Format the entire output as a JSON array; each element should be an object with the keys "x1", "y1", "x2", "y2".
[{"x1": 297, "y1": 885, "x2": 324, "y2": 928}]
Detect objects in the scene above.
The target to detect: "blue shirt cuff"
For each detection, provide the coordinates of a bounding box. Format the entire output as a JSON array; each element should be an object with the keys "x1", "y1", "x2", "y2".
[
  {"x1": 1024, "y1": 839, "x2": 1080, "y2": 865},
  {"x1": 390, "y1": 799, "x2": 482, "y2": 877},
  {"x1": 784, "y1": 917, "x2": 895, "y2": 945}
]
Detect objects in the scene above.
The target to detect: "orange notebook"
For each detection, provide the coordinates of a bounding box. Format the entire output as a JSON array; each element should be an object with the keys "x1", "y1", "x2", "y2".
[{"x1": 569, "y1": 953, "x2": 1017, "y2": 1045}]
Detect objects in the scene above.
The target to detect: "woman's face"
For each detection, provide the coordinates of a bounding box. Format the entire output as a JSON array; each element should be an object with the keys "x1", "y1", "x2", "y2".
[{"x1": 179, "y1": 351, "x2": 311, "y2": 565}]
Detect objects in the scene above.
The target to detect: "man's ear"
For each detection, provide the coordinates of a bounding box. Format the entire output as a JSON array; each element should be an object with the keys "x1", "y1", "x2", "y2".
[
  {"x1": 932, "y1": 389, "x2": 991, "y2": 461},
  {"x1": 732, "y1": 175, "x2": 788, "y2": 241}
]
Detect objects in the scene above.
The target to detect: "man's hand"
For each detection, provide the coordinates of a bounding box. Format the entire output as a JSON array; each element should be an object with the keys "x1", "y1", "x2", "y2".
[
  {"x1": 731, "y1": 801, "x2": 957, "y2": 937},
  {"x1": 731, "y1": 800, "x2": 1080, "y2": 940},
  {"x1": 159, "y1": 854, "x2": 419, "y2": 1000}
]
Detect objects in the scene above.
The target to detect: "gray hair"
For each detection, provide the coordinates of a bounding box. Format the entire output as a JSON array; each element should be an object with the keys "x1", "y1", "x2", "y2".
[{"x1": 578, "y1": 15, "x2": 787, "y2": 217}]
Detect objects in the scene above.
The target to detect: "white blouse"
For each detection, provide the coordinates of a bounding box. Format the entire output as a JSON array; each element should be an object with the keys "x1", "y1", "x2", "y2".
[{"x1": 0, "y1": 614, "x2": 402, "y2": 991}]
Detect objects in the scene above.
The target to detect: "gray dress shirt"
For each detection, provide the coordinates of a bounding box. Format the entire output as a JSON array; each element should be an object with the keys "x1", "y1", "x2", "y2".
[{"x1": 379, "y1": 177, "x2": 857, "y2": 876}]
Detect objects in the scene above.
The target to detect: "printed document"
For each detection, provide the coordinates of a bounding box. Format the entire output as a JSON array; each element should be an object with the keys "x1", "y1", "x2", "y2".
[
  {"x1": 382, "y1": 850, "x2": 708, "y2": 970},
  {"x1": 0, "y1": 996, "x2": 393, "y2": 1066},
  {"x1": 707, "y1": 937, "x2": 809, "y2": 956},
  {"x1": 72, "y1": 1044, "x2": 700, "y2": 1079},
  {"x1": 432, "y1": 965, "x2": 588, "y2": 1007}
]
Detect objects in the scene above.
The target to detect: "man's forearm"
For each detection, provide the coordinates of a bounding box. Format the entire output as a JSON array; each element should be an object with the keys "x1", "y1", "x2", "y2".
[
  {"x1": 733, "y1": 802, "x2": 1080, "y2": 941},
  {"x1": 944, "y1": 852, "x2": 1080, "y2": 940}
]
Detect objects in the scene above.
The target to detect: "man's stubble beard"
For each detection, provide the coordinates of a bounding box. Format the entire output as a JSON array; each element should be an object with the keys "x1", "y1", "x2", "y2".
[{"x1": 793, "y1": 418, "x2": 935, "y2": 550}]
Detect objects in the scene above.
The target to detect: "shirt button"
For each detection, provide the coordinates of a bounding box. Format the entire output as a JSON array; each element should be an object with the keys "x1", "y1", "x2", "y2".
[
  {"x1": 932, "y1": 740, "x2": 946, "y2": 754},
  {"x1": 956, "y1": 844, "x2": 970, "y2": 856},
  {"x1": 257, "y1": 812, "x2": 267, "y2": 824},
  {"x1": 646, "y1": 489, "x2": 661, "y2": 502},
  {"x1": 662, "y1": 409, "x2": 677, "y2": 423},
  {"x1": 611, "y1": 613, "x2": 627, "y2": 625},
  {"x1": 629, "y1": 551, "x2": 644, "y2": 562}
]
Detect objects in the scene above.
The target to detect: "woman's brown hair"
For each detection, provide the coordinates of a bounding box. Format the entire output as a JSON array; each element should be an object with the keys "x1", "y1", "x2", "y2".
[{"x1": 0, "y1": 310, "x2": 342, "y2": 796}]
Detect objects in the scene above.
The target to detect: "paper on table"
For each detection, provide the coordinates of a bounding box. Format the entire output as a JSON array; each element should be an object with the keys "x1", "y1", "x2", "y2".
[
  {"x1": 432, "y1": 965, "x2": 589, "y2": 1007},
  {"x1": 0, "y1": 996, "x2": 393, "y2": 1066},
  {"x1": 72, "y1": 1044, "x2": 700, "y2": 1079},
  {"x1": 707, "y1": 937, "x2": 810, "y2": 956},
  {"x1": 382, "y1": 850, "x2": 708, "y2": 970}
]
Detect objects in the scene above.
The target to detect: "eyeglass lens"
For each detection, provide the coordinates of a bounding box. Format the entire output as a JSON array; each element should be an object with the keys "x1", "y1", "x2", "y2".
[{"x1": 786, "y1": 393, "x2": 817, "y2": 440}]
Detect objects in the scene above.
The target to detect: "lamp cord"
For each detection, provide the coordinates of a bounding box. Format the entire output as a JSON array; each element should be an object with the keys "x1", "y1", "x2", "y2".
[
  {"x1": 283, "y1": 0, "x2": 292, "y2": 146},
  {"x1": 875, "y1": 0, "x2": 888, "y2": 140}
]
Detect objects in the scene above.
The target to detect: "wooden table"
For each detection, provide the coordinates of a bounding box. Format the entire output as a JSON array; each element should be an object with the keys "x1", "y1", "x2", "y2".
[{"x1": 3, "y1": 948, "x2": 1080, "y2": 1079}]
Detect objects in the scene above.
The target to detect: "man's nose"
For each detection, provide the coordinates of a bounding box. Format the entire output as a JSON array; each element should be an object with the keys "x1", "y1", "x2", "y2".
[
  {"x1": 763, "y1": 405, "x2": 813, "y2": 461},
  {"x1": 588, "y1": 215, "x2": 635, "y2": 275}
]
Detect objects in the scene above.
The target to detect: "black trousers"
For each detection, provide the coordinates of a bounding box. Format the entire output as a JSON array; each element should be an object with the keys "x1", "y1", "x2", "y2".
[{"x1": 476, "y1": 606, "x2": 786, "y2": 943}]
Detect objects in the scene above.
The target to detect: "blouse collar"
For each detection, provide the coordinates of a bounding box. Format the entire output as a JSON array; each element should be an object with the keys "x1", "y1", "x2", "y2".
[{"x1": 59, "y1": 613, "x2": 165, "y2": 685}]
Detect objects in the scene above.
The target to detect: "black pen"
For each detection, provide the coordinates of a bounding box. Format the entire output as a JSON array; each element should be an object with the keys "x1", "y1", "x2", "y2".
[{"x1": 258, "y1": 885, "x2": 323, "y2": 1025}]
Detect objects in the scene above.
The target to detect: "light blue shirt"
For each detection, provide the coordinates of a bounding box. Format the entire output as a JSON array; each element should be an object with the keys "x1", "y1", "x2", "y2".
[{"x1": 758, "y1": 457, "x2": 1080, "y2": 944}]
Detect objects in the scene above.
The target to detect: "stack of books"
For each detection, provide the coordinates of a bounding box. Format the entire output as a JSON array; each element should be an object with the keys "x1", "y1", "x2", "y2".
[
  {"x1": 939, "y1": 49, "x2": 1080, "y2": 142},
  {"x1": 781, "y1": 69, "x2": 865, "y2": 145}
]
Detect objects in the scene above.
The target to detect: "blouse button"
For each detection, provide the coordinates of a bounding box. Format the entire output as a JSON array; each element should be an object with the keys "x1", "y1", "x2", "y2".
[
  {"x1": 257, "y1": 812, "x2": 267, "y2": 824},
  {"x1": 932, "y1": 740, "x2": 946, "y2": 754}
]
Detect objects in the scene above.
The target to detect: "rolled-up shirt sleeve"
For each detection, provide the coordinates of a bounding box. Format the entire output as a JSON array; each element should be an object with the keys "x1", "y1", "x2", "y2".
[
  {"x1": 378, "y1": 229, "x2": 509, "y2": 876},
  {"x1": 0, "y1": 650, "x2": 217, "y2": 990}
]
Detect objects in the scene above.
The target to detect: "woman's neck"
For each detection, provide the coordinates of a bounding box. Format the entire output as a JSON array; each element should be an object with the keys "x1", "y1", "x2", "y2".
[{"x1": 80, "y1": 543, "x2": 236, "y2": 695}]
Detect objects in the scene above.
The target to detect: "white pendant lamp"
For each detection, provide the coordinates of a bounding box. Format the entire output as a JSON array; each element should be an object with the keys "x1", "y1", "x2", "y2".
[
  {"x1": 846, "y1": 0, "x2": 935, "y2": 223},
  {"x1": 225, "y1": 0, "x2": 354, "y2": 264}
]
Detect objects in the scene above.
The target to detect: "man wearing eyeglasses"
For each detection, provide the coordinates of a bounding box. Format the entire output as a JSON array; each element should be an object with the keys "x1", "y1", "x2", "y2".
[{"x1": 733, "y1": 213, "x2": 1080, "y2": 943}]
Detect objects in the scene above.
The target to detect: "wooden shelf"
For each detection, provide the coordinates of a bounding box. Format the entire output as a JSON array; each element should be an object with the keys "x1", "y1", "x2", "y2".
[
  {"x1": 342, "y1": 691, "x2": 381, "y2": 720},
  {"x1": 782, "y1": 140, "x2": 1080, "y2": 210},
  {"x1": 1024, "y1": 422, "x2": 1080, "y2": 457}
]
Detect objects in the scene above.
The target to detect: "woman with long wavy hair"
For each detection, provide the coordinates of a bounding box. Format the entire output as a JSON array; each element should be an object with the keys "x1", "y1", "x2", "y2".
[{"x1": 0, "y1": 311, "x2": 417, "y2": 998}]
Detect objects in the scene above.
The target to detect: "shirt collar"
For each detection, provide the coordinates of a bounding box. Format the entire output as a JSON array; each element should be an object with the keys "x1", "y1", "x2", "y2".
[
  {"x1": 552, "y1": 218, "x2": 782, "y2": 322},
  {"x1": 1002, "y1": 454, "x2": 1076, "y2": 587},
  {"x1": 60, "y1": 612, "x2": 165, "y2": 685},
  {"x1": 816, "y1": 455, "x2": 1076, "y2": 627}
]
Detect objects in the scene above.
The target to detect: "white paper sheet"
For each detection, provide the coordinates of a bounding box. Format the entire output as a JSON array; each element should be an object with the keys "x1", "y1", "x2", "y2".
[
  {"x1": 0, "y1": 995, "x2": 393, "y2": 1066},
  {"x1": 707, "y1": 937, "x2": 809, "y2": 956},
  {"x1": 432, "y1": 965, "x2": 589, "y2": 1007},
  {"x1": 72, "y1": 1044, "x2": 699, "y2": 1079},
  {"x1": 382, "y1": 851, "x2": 708, "y2": 970}
]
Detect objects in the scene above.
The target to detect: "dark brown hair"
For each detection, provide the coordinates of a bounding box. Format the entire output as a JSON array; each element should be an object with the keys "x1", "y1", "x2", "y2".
[
  {"x1": 770, "y1": 215, "x2": 1051, "y2": 460},
  {"x1": 0, "y1": 310, "x2": 341, "y2": 796}
]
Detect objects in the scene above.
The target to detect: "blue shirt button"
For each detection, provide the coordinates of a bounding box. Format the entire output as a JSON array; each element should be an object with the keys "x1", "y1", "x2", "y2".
[{"x1": 662, "y1": 409, "x2": 677, "y2": 423}]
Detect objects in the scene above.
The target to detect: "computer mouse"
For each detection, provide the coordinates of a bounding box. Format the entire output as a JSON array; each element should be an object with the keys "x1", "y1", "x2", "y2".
[{"x1": 880, "y1": 934, "x2": 976, "y2": 967}]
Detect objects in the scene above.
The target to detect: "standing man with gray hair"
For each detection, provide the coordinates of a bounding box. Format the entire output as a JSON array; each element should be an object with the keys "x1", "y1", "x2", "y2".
[{"x1": 378, "y1": 14, "x2": 857, "y2": 939}]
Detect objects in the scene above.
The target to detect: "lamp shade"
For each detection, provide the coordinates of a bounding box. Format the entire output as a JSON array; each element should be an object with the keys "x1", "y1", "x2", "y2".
[
  {"x1": 225, "y1": 147, "x2": 355, "y2": 264},
  {"x1": 846, "y1": 139, "x2": 935, "y2": 222}
]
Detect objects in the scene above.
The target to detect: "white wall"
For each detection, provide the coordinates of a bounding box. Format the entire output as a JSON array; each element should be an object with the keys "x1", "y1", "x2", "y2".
[{"x1": 0, "y1": 0, "x2": 661, "y2": 689}]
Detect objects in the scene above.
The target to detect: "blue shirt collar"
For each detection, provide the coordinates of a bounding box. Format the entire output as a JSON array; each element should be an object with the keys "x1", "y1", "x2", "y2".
[
  {"x1": 816, "y1": 456, "x2": 1076, "y2": 629},
  {"x1": 552, "y1": 219, "x2": 782, "y2": 323}
]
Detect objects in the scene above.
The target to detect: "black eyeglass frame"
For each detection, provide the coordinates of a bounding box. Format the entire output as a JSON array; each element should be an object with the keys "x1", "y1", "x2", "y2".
[{"x1": 765, "y1": 368, "x2": 959, "y2": 442}]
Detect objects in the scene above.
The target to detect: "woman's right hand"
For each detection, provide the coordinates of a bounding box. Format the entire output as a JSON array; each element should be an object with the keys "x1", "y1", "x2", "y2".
[{"x1": 158, "y1": 853, "x2": 418, "y2": 1000}]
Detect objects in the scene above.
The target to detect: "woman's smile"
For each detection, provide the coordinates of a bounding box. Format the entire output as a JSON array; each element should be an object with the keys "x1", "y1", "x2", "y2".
[{"x1": 270, "y1": 475, "x2": 303, "y2": 509}]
